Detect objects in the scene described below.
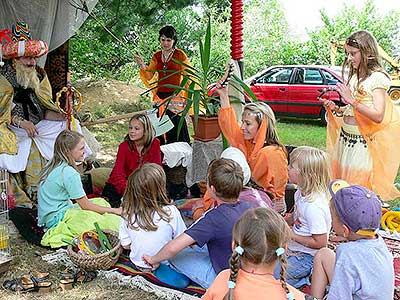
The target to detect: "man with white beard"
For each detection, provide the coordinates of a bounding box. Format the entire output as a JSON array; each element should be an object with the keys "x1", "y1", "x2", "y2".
[{"x1": 0, "y1": 22, "x2": 90, "y2": 207}]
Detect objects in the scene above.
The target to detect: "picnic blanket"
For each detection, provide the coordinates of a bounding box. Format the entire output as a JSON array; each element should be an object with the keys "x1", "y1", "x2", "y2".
[{"x1": 114, "y1": 253, "x2": 205, "y2": 297}]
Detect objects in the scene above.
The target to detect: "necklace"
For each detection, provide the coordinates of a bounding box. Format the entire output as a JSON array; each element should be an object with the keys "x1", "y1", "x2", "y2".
[{"x1": 161, "y1": 49, "x2": 175, "y2": 74}]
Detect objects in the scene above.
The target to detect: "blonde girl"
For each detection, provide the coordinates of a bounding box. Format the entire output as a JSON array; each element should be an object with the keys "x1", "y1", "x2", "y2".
[
  {"x1": 119, "y1": 163, "x2": 186, "y2": 273},
  {"x1": 202, "y1": 208, "x2": 305, "y2": 300},
  {"x1": 274, "y1": 146, "x2": 331, "y2": 288},
  {"x1": 215, "y1": 82, "x2": 288, "y2": 214},
  {"x1": 38, "y1": 130, "x2": 121, "y2": 248},
  {"x1": 102, "y1": 113, "x2": 161, "y2": 207},
  {"x1": 323, "y1": 30, "x2": 400, "y2": 201}
]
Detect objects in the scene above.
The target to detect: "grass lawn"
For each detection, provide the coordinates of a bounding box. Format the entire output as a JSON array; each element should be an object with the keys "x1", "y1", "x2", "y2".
[
  {"x1": 276, "y1": 116, "x2": 400, "y2": 206},
  {"x1": 277, "y1": 117, "x2": 326, "y2": 149}
]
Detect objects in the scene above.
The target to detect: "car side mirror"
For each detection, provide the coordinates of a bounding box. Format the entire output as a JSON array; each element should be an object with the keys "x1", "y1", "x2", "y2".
[{"x1": 250, "y1": 79, "x2": 256, "y2": 86}]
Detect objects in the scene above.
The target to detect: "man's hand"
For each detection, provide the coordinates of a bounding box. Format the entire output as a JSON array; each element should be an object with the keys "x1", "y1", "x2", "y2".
[{"x1": 20, "y1": 120, "x2": 39, "y2": 137}]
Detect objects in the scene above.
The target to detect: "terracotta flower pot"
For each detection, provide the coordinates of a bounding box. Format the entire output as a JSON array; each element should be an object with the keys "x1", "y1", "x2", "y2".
[{"x1": 190, "y1": 115, "x2": 221, "y2": 142}]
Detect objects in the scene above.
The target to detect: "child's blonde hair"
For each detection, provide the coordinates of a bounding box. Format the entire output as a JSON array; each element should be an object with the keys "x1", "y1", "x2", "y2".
[
  {"x1": 342, "y1": 30, "x2": 389, "y2": 88},
  {"x1": 243, "y1": 102, "x2": 286, "y2": 151},
  {"x1": 125, "y1": 113, "x2": 155, "y2": 155},
  {"x1": 227, "y1": 208, "x2": 292, "y2": 300},
  {"x1": 122, "y1": 163, "x2": 172, "y2": 231},
  {"x1": 39, "y1": 130, "x2": 84, "y2": 183},
  {"x1": 289, "y1": 146, "x2": 330, "y2": 200}
]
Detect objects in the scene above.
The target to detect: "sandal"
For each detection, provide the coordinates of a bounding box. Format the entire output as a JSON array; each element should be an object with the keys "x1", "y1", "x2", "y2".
[
  {"x1": 31, "y1": 271, "x2": 50, "y2": 282},
  {"x1": 59, "y1": 267, "x2": 96, "y2": 290},
  {"x1": 2, "y1": 274, "x2": 52, "y2": 293},
  {"x1": 3, "y1": 276, "x2": 37, "y2": 292},
  {"x1": 59, "y1": 277, "x2": 74, "y2": 291}
]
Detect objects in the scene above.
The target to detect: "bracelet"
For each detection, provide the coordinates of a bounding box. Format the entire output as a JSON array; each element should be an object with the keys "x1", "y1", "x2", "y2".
[{"x1": 11, "y1": 115, "x2": 24, "y2": 128}]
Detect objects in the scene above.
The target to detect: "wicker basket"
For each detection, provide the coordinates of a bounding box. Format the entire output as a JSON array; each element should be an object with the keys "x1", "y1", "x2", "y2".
[{"x1": 67, "y1": 230, "x2": 122, "y2": 270}]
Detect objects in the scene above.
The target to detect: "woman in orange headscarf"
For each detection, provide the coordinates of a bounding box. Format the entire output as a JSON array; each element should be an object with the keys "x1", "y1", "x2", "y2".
[{"x1": 214, "y1": 80, "x2": 288, "y2": 214}]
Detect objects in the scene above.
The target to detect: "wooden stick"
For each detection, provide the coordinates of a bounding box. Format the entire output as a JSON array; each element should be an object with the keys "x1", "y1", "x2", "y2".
[{"x1": 82, "y1": 110, "x2": 146, "y2": 127}]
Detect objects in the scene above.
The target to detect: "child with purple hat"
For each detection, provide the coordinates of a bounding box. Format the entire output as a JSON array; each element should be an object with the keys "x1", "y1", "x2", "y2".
[{"x1": 310, "y1": 179, "x2": 394, "y2": 299}]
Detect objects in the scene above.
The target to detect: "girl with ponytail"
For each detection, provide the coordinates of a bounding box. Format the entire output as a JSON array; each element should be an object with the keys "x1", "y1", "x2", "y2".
[{"x1": 202, "y1": 208, "x2": 305, "y2": 300}]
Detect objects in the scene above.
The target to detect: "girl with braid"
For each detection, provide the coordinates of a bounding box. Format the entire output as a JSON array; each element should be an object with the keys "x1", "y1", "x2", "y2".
[{"x1": 202, "y1": 208, "x2": 305, "y2": 300}]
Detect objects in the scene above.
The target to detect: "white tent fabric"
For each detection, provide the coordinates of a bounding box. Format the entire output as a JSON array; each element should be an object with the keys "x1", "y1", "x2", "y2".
[{"x1": 0, "y1": 0, "x2": 98, "y2": 66}]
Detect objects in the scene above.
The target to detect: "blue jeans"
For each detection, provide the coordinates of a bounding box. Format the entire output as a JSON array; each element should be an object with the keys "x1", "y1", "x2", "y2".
[
  {"x1": 274, "y1": 251, "x2": 314, "y2": 288},
  {"x1": 168, "y1": 245, "x2": 217, "y2": 288}
]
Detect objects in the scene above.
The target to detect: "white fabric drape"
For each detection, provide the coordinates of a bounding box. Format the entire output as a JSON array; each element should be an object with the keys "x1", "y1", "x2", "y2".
[
  {"x1": 0, "y1": 0, "x2": 99, "y2": 66},
  {"x1": 0, "y1": 120, "x2": 92, "y2": 173}
]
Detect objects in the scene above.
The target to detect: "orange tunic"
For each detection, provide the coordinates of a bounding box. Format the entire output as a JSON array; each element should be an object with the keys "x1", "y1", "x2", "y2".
[
  {"x1": 326, "y1": 73, "x2": 400, "y2": 201},
  {"x1": 139, "y1": 48, "x2": 190, "y2": 115},
  {"x1": 218, "y1": 107, "x2": 288, "y2": 199},
  {"x1": 202, "y1": 269, "x2": 305, "y2": 300}
]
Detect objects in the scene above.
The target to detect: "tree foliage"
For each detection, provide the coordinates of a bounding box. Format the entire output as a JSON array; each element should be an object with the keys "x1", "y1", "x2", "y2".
[
  {"x1": 69, "y1": 0, "x2": 400, "y2": 81},
  {"x1": 297, "y1": 0, "x2": 400, "y2": 68}
]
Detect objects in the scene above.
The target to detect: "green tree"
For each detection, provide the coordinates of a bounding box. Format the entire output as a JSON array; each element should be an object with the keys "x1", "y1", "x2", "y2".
[
  {"x1": 299, "y1": 0, "x2": 400, "y2": 67},
  {"x1": 242, "y1": 0, "x2": 289, "y2": 77}
]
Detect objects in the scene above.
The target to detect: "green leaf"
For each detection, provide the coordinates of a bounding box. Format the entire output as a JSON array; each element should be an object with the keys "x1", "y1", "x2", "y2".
[
  {"x1": 202, "y1": 17, "x2": 212, "y2": 75},
  {"x1": 232, "y1": 74, "x2": 258, "y2": 102},
  {"x1": 193, "y1": 90, "x2": 201, "y2": 123},
  {"x1": 177, "y1": 98, "x2": 193, "y2": 138}
]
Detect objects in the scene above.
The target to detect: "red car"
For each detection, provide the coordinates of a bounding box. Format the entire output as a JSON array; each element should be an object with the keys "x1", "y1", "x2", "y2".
[{"x1": 246, "y1": 65, "x2": 343, "y2": 124}]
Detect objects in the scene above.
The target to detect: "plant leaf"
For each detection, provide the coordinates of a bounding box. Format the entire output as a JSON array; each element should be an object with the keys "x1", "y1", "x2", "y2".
[
  {"x1": 233, "y1": 74, "x2": 258, "y2": 102},
  {"x1": 202, "y1": 17, "x2": 211, "y2": 77},
  {"x1": 177, "y1": 98, "x2": 193, "y2": 138},
  {"x1": 193, "y1": 89, "x2": 201, "y2": 124}
]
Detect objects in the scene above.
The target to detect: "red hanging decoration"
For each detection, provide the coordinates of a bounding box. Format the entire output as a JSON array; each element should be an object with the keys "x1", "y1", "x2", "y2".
[{"x1": 230, "y1": 0, "x2": 244, "y2": 61}]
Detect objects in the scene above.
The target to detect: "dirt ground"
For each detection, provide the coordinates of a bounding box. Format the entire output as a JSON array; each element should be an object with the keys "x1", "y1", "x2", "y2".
[{"x1": 0, "y1": 79, "x2": 168, "y2": 300}]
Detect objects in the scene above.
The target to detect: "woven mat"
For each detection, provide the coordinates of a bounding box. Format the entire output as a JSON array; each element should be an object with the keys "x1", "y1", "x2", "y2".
[{"x1": 114, "y1": 253, "x2": 205, "y2": 298}]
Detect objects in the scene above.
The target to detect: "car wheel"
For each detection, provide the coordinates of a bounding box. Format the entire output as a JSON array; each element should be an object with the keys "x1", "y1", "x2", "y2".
[{"x1": 320, "y1": 107, "x2": 327, "y2": 126}]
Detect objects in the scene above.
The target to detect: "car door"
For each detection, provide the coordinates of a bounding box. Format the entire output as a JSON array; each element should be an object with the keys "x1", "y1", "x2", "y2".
[
  {"x1": 249, "y1": 67, "x2": 293, "y2": 114},
  {"x1": 287, "y1": 67, "x2": 325, "y2": 118},
  {"x1": 320, "y1": 69, "x2": 342, "y2": 103}
]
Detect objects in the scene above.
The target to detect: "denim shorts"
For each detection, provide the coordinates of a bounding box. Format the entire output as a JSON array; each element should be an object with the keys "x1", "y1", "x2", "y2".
[{"x1": 274, "y1": 251, "x2": 314, "y2": 288}]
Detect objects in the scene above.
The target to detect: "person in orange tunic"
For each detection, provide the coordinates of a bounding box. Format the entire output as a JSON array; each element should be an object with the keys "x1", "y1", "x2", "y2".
[
  {"x1": 322, "y1": 30, "x2": 400, "y2": 201},
  {"x1": 135, "y1": 25, "x2": 191, "y2": 144},
  {"x1": 214, "y1": 80, "x2": 288, "y2": 214}
]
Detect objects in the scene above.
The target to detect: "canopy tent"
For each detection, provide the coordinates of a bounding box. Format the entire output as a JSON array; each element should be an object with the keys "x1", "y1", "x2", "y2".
[{"x1": 0, "y1": 0, "x2": 98, "y2": 67}]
